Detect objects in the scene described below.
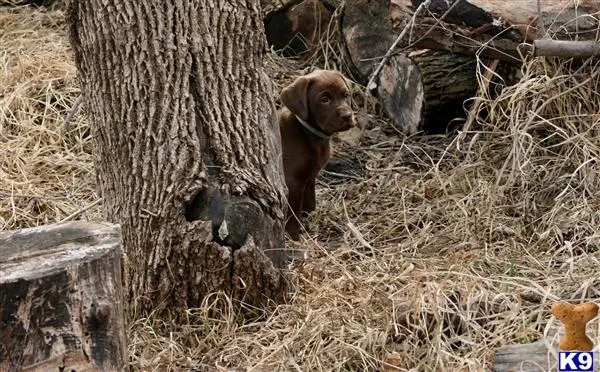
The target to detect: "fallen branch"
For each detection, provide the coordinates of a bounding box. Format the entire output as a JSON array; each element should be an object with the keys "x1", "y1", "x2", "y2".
[
  {"x1": 59, "y1": 198, "x2": 103, "y2": 223},
  {"x1": 60, "y1": 94, "x2": 83, "y2": 137},
  {"x1": 398, "y1": 24, "x2": 523, "y2": 64},
  {"x1": 533, "y1": 39, "x2": 600, "y2": 58}
]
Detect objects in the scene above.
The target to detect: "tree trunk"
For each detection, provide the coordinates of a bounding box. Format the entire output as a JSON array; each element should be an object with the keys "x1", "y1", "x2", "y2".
[
  {"x1": 0, "y1": 221, "x2": 125, "y2": 372},
  {"x1": 68, "y1": 0, "x2": 289, "y2": 316}
]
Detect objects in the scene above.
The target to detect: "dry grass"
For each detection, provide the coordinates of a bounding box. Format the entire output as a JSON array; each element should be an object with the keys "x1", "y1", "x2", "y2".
[
  {"x1": 3, "y1": 2, "x2": 600, "y2": 372},
  {"x1": 0, "y1": 3, "x2": 99, "y2": 231}
]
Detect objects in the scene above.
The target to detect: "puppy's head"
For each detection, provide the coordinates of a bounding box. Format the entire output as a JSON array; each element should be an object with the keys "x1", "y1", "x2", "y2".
[{"x1": 280, "y1": 69, "x2": 355, "y2": 136}]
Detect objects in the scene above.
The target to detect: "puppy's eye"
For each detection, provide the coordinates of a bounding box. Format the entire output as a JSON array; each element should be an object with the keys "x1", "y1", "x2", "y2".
[{"x1": 319, "y1": 95, "x2": 331, "y2": 104}]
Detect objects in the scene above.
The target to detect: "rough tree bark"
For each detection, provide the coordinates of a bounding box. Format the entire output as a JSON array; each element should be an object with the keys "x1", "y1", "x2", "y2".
[
  {"x1": 68, "y1": 0, "x2": 289, "y2": 315},
  {"x1": 0, "y1": 222, "x2": 125, "y2": 371}
]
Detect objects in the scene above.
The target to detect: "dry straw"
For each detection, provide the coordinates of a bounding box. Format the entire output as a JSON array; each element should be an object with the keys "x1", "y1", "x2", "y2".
[{"x1": 2, "y1": 2, "x2": 600, "y2": 371}]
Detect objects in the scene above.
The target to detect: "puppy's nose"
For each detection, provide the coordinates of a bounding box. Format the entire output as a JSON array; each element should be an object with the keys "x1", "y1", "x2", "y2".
[
  {"x1": 338, "y1": 108, "x2": 354, "y2": 127},
  {"x1": 340, "y1": 110, "x2": 352, "y2": 120},
  {"x1": 338, "y1": 107, "x2": 353, "y2": 119}
]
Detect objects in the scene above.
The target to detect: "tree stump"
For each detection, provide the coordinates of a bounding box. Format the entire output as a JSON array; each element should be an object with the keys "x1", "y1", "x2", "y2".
[{"x1": 0, "y1": 221, "x2": 126, "y2": 372}]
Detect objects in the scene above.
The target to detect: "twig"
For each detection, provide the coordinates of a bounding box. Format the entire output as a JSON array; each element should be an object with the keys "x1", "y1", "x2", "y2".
[
  {"x1": 59, "y1": 198, "x2": 103, "y2": 223},
  {"x1": 347, "y1": 221, "x2": 375, "y2": 255},
  {"x1": 0, "y1": 191, "x2": 70, "y2": 201},
  {"x1": 533, "y1": 39, "x2": 600, "y2": 58},
  {"x1": 342, "y1": 199, "x2": 376, "y2": 256},
  {"x1": 60, "y1": 94, "x2": 83, "y2": 137},
  {"x1": 537, "y1": 0, "x2": 544, "y2": 38},
  {"x1": 321, "y1": 170, "x2": 363, "y2": 181}
]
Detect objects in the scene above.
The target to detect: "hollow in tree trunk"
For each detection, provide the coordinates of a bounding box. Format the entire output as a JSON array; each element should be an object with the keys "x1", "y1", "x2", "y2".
[{"x1": 68, "y1": 0, "x2": 289, "y2": 316}]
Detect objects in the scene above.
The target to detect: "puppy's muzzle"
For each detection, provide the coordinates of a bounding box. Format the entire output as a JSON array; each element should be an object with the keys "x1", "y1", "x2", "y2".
[{"x1": 337, "y1": 107, "x2": 355, "y2": 130}]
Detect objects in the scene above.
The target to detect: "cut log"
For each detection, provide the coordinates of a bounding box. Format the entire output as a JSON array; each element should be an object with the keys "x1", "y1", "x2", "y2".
[
  {"x1": 0, "y1": 221, "x2": 126, "y2": 372},
  {"x1": 340, "y1": 0, "x2": 538, "y2": 132},
  {"x1": 410, "y1": 50, "x2": 478, "y2": 132},
  {"x1": 492, "y1": 338, "x2": 600, "y2": 372},
  {"x1": 263, "y1": 0, "x2": 335, "y2": 57},
  {"x1": 340, "y1": 0, "x2": 424, "y2": 135}
]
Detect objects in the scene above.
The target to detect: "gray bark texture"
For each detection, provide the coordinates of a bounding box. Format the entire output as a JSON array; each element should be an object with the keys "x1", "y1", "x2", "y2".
[
  {"x1": 492, "y1": 338, "x2": 600, "y2": 372},
  {"x1": 0, "y1": 221, "x2": 126, "y2": 372},
  {"x1": 67, "y1": 0, "x2": 289, "y2": 315}
]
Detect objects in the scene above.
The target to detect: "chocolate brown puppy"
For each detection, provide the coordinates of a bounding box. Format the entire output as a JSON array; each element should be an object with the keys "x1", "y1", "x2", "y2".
[{"x1": 278, "y1": 69, "x2": 355, "y2": 240}]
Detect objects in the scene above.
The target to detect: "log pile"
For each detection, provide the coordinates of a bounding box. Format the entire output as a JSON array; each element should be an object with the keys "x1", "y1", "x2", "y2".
[
  {"x1": 263, "y1": 0, "x2": 600, "y2": 134},
  {"x1": 11, "y1": 0, "x2": 600, "y2": 132}
]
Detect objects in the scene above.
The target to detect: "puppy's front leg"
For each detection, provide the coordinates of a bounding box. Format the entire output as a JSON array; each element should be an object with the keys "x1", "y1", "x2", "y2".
[
  {"x1": 302, "y1": 178, "x2": 316, "y2": 215},
  {"x1": 285, "y1": 177, "x2": 305, "y2": 241}
]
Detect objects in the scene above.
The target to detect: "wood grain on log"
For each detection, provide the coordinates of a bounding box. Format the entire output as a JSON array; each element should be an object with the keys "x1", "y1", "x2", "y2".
[
  {"x1": 410, "y1": 50, "x2": 478, "y2": 132},
  {"x1": 0, "y1": 221, "x2": 126, "y2": 372},
  {"x1": 493, "y1": 338, "x2": 600, "y2": 372},
  {"x1": 340, "y1": 0, "x2": 424, "y2": 135}
]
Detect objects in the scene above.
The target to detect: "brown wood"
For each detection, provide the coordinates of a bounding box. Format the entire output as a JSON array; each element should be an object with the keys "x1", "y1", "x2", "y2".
[
  {"x1": 340, "y1": 1, "x2": 522, "y2": 133},
  {"x1": 410, "y1": 50, "x2": 479, "y2": 132},
  {"x1": 340, "y1": 0, "x2": 424, "y2": 135},
  {"x1": 67, "y1": 0, "x2": 289, "y2": 315},
  {"x1": 492, "y1": 338, "x2": 599, "y2": 372},
  {"x1": 0, "y1": 221, "x2": 126, "y2": 372},
  {"x1": 391, "y1": 0, "x2": 600, "y2": 62}
]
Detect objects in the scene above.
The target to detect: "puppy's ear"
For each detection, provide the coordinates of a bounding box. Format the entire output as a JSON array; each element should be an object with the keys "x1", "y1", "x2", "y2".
[
  {"x1": 280, "y1": 76, "x2": 311, "y2": 120},
  {"x1": 337, "y1": 71, "x2": 352, "y2": 94},
  {"x1": 334, "y1": 71, "x2": 353, "y2": 102}
]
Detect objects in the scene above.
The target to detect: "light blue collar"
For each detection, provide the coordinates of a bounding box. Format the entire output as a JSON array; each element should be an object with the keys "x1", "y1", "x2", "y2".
[{"x1": 295, "y1": 115, "x2": 330, "y2": 139}]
